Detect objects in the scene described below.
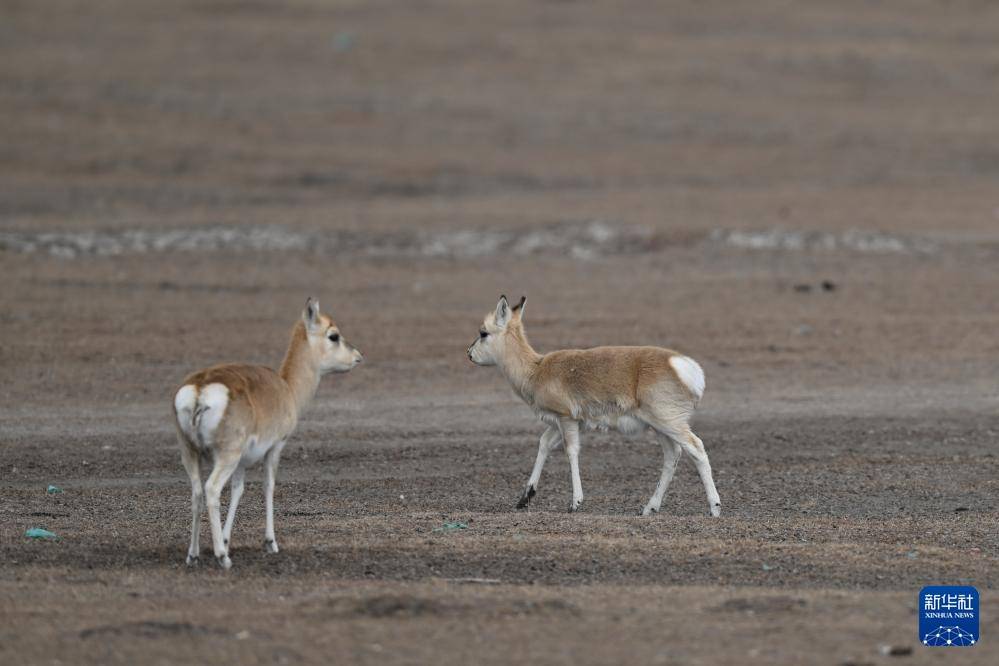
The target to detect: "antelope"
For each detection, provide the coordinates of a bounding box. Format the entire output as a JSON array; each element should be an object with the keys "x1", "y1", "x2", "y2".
[
  {"x1": 172, "y1": 298, "x2": 363, "y2": 569},
  {"x1": 467, "y1": 295, "x2": 720, "y2": 517}
]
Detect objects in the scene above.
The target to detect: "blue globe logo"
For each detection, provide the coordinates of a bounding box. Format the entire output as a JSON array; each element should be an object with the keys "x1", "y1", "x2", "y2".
[{"x1": 923, "y1": 626, "x2": 976, "y2": 647}]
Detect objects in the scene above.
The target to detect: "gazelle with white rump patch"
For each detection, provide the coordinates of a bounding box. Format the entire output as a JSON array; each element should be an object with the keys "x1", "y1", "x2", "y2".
[
  {"x1": 467, "y1": 296, "x2": 720, "y2": 516},
  {"x1": 173, "y1": 298, "x2": 363, "y2": 569}
]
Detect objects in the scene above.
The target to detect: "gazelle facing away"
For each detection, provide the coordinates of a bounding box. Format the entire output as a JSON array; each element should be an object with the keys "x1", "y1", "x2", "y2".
[
  {"x1": 467, "y1": 295, "x2": 720, "y2": 517},
  {"x1": 173, "y1": 298, "x2": 363, "y2": 569}
]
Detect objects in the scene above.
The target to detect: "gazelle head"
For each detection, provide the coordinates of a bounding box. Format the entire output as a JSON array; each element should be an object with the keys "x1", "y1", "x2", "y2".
[
  {"x1": 303, "y1": 297, "x2": 363, "y2": 373},
  {"x1": 467, "y1": 295, "x2": 527, "y2": 366}
]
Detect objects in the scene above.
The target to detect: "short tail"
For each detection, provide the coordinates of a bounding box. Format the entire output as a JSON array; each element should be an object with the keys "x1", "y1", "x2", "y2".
[
  {"x1": 669, "y1": 355, "x2": 705, "y2": 403},
  {"x1": 192, "y1": 404, "x2": 209, "y2": 429}
]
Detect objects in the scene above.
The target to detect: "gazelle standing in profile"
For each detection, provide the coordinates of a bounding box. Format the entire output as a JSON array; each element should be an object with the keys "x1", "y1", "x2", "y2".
[
  {"x1": 173, "y1": 298, "x2": 363, "y2": 569},
  {"x1": 467, "y1": 295, "x2": 720, "y2": 517}
]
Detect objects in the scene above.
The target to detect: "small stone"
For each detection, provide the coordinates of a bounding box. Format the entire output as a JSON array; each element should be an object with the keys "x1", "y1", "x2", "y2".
[{"x1": 332, "y1": 32, "x2": 355, "y2": 53}]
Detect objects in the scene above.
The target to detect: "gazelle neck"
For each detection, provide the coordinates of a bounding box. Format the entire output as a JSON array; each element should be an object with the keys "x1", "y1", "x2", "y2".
[
  {"x1": 279, "y1": 322, "x2": 322, "y2": 414},
  {"x1": 498, "y1": 323, "x2": 542, "y2": 399}
]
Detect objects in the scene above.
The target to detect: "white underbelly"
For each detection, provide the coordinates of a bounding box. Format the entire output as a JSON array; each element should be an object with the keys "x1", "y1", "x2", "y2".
[
  {"x1": 584, "y1": 413, "x2": 646, "y2": 435},
  {"x1": 536, "y1": 407, "x2": 647, "y2": 436},
  {"x1": 240, "y1": 436, "x2": 278, "y2": 465}
]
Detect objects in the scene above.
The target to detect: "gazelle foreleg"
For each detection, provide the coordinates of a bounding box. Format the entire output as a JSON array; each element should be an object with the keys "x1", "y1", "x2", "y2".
[
  {"x1": 560, "y1": 418, "x2": 584, "y2": 512},
  {"x1": 517, "y1": 425, "x2": 563, "y2": 508},
  {"x1": 263, "y1": 441, "x2": 286, "y2": 554}
]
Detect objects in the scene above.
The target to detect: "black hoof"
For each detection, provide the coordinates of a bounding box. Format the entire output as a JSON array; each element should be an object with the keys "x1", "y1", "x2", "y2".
[{"x1": 516, "y1": 486, "x2": 537, "y2": 509}]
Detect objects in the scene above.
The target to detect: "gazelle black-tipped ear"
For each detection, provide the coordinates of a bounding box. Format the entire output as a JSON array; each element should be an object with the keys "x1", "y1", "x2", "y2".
[
  {"x1": 494, "y1": 295, "x2": 511, "y2": 328},
  {"x1": 512, "y1": 296, "x2": 527, "y2": 318},
  {"x1": 303, "y1": 297, "x2": 320, "y2": 330}
]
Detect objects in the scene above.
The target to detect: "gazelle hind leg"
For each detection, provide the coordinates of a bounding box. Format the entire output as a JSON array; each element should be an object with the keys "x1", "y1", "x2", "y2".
[
  {"x1": 641, "y1": 439, "x2": 682, "y2": 516},
  {"x1": 179, "y1": 438, "x2": 203, "y2": 565},
  {"x1": 204, "y1": 451, "x2": 241, "y2": 569},
  {"x1": 644, "y1": 414, "x2": 721, "y2": 517},
  {"x1": 674, "y1": 428, "x2": 721, "y2": 517},
  {"x1": 222, "y1": 465, "x2": 246, "y2": 550},
  {"x1": 518, "y1": 425, "x2": 562, "y2": 508}
]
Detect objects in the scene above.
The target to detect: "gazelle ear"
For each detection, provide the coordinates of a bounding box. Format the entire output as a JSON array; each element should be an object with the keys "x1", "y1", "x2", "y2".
[
  {"x1": 303, "y1": 297, "x2": 320, "y2": 331},
  {"x1": 512, "y1": 296, "x2": 527, "y2": 319},
  {"x1": 494, "y1": 295, "x2": 511, "y2": 328}
]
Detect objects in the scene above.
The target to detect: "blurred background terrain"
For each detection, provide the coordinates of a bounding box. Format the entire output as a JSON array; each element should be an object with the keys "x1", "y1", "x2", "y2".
[{"x1": 1, "y1": 1, "x2": 997, "y2": 664}]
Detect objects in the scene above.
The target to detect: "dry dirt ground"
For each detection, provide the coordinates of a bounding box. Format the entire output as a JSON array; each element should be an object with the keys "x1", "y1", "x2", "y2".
[{"x1": 2, "y1": 1, "x2": 999, "y2": 664}]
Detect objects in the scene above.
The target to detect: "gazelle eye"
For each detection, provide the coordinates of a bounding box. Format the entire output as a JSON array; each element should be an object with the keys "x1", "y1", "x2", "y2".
[
  {"x1": 328, "y1": 333, "x2": 340, "y2": 343},
  {"x1": 479, "y1": 330, "x2": 488, "y2": 339}
]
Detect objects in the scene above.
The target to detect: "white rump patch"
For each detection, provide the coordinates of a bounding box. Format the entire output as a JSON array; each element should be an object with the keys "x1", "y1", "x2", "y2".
[
  {"x1": 196, "y1": 383, "x2": 230, "y2": 445},
  {"x1": 669, "y1": 355, "x2": 705, "y2": 400},
  {"x1": 174, "y1": 384, "x2": 199, "y2": 442}
]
